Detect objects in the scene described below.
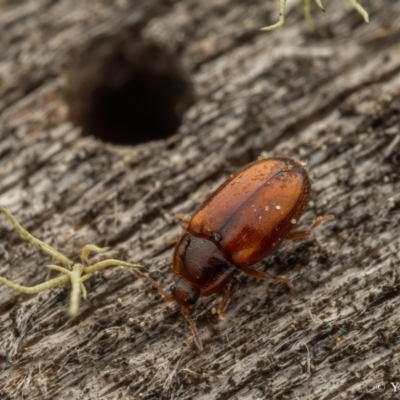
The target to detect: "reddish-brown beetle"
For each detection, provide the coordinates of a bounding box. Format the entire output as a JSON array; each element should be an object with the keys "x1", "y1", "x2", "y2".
[{"x1": 132, "y1": 157, "x2": 333, "y2": 350}]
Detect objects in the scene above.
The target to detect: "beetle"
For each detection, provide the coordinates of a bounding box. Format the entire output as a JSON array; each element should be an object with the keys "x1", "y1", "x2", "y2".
[{"x1": 132, "y1": 157, "x2": 333, "y2": 351}]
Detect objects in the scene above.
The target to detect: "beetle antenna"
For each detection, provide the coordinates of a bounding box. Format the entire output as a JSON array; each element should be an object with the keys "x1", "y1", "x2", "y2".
[
  {"x1": 182, "y1": 306, "x2": 203, "y2": 352},
  {"x1": 131, "y1": 268, "x2": 174, "y2": 302}
]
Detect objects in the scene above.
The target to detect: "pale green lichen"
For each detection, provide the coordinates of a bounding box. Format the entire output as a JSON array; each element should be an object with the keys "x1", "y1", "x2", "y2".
[
  {"x1": 0, "y1": 205, "x2": 143, "y2": 317},
  {"x1": 261, "y1": 0, "x2": 369, "y2": 32}
]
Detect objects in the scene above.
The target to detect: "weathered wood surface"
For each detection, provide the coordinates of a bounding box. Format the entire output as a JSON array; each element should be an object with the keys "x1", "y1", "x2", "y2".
[{"x1": 1, "y1": 1, "x2": 400, "y2": 399}]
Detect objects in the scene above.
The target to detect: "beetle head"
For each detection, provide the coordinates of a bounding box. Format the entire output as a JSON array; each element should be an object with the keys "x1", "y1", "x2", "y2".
[
  {"x1": 171, "y1": 278, "x2": 203, "y2": 351},
  {"x1": 170, "y1": 278, "x2": 200, "y2": 309}
]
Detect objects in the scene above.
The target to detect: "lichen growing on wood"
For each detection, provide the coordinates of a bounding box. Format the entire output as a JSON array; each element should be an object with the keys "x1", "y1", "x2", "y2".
[
  {"x1": 261, "y1": 0, "x2": 369, "y2": 32},
  {"x1": 0, "y1": 205, "x2": 143, "y2": 317}
]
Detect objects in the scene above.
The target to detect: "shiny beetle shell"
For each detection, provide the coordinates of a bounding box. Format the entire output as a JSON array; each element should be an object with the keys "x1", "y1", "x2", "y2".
[
  {"x1": 132, "y1": 156, "x2": 332, "y2": 352},
  {"x1": 172, "y1": 157, "x2": 311, "y2": 299},
  {"x1": 188, "y1": 157, "x2": 310, "y2": 266}
]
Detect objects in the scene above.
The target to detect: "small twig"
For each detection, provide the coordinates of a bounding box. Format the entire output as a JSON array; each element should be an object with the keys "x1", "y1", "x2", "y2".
[{"x1": 0, "y1": 204, "x2": 143, "y2": 317}]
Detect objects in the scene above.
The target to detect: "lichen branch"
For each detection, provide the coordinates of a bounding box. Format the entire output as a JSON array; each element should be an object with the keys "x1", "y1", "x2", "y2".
[
  {"x1": 0, "y1": 205, "x2": 71, "y2": 266},
  {"x1": 260, "y1": 0, "x2": 369, "y2": 31}
]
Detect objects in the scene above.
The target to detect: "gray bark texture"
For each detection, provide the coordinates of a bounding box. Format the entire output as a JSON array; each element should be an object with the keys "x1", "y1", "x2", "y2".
[{"x1": 1, "y1": 0, "x2": 400, "y2": 399}]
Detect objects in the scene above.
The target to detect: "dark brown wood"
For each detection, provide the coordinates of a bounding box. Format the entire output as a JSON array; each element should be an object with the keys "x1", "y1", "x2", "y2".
[{"x1": 1, "y1": 0, "x2": 400, "y2": 399}]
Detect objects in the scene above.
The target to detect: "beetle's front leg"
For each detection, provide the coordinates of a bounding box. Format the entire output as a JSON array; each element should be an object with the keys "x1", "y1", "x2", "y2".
[{"x1": 182, "y1": 306, "x2": 203, "y2": 352}]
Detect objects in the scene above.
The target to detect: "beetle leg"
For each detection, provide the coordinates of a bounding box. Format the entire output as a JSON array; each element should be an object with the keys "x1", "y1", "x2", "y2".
[
  {"x1": 131, "y1": 268, "x2": 175, "y2": 302},
  {"x1": 182, "y1": 306, "x2": 203, "y2": 352},
  {"x1": 286, "y1": 215, "x2": 334, "y2": 240},
  {"x1": 174, "y1": 213, "x2": 191, "y2": 230},
  {"x1": 217, "y1": 283, "x2": 232, "y2": 320},
  {"x1": 238, "y1": 265, "x2": 295, "y2": 295}
]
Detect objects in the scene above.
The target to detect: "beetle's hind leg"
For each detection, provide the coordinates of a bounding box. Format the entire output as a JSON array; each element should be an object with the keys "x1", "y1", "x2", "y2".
[
  {"x1": 238, "y1": 265, "x2": 295, "y2": 295},
  {"x1": 286, "y1": 215, "x2": 333, "y2": 241}
]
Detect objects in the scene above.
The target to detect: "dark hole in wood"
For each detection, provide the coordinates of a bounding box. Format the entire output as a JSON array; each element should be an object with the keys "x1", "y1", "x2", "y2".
[{"x1": 64, "y1": 31, "x2": 194, "y2": 145}]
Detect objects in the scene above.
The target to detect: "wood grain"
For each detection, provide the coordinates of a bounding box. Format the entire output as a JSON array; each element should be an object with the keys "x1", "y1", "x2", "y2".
[{"x1": 0, "y1": 1, "x2": 399, "y2": 399}]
